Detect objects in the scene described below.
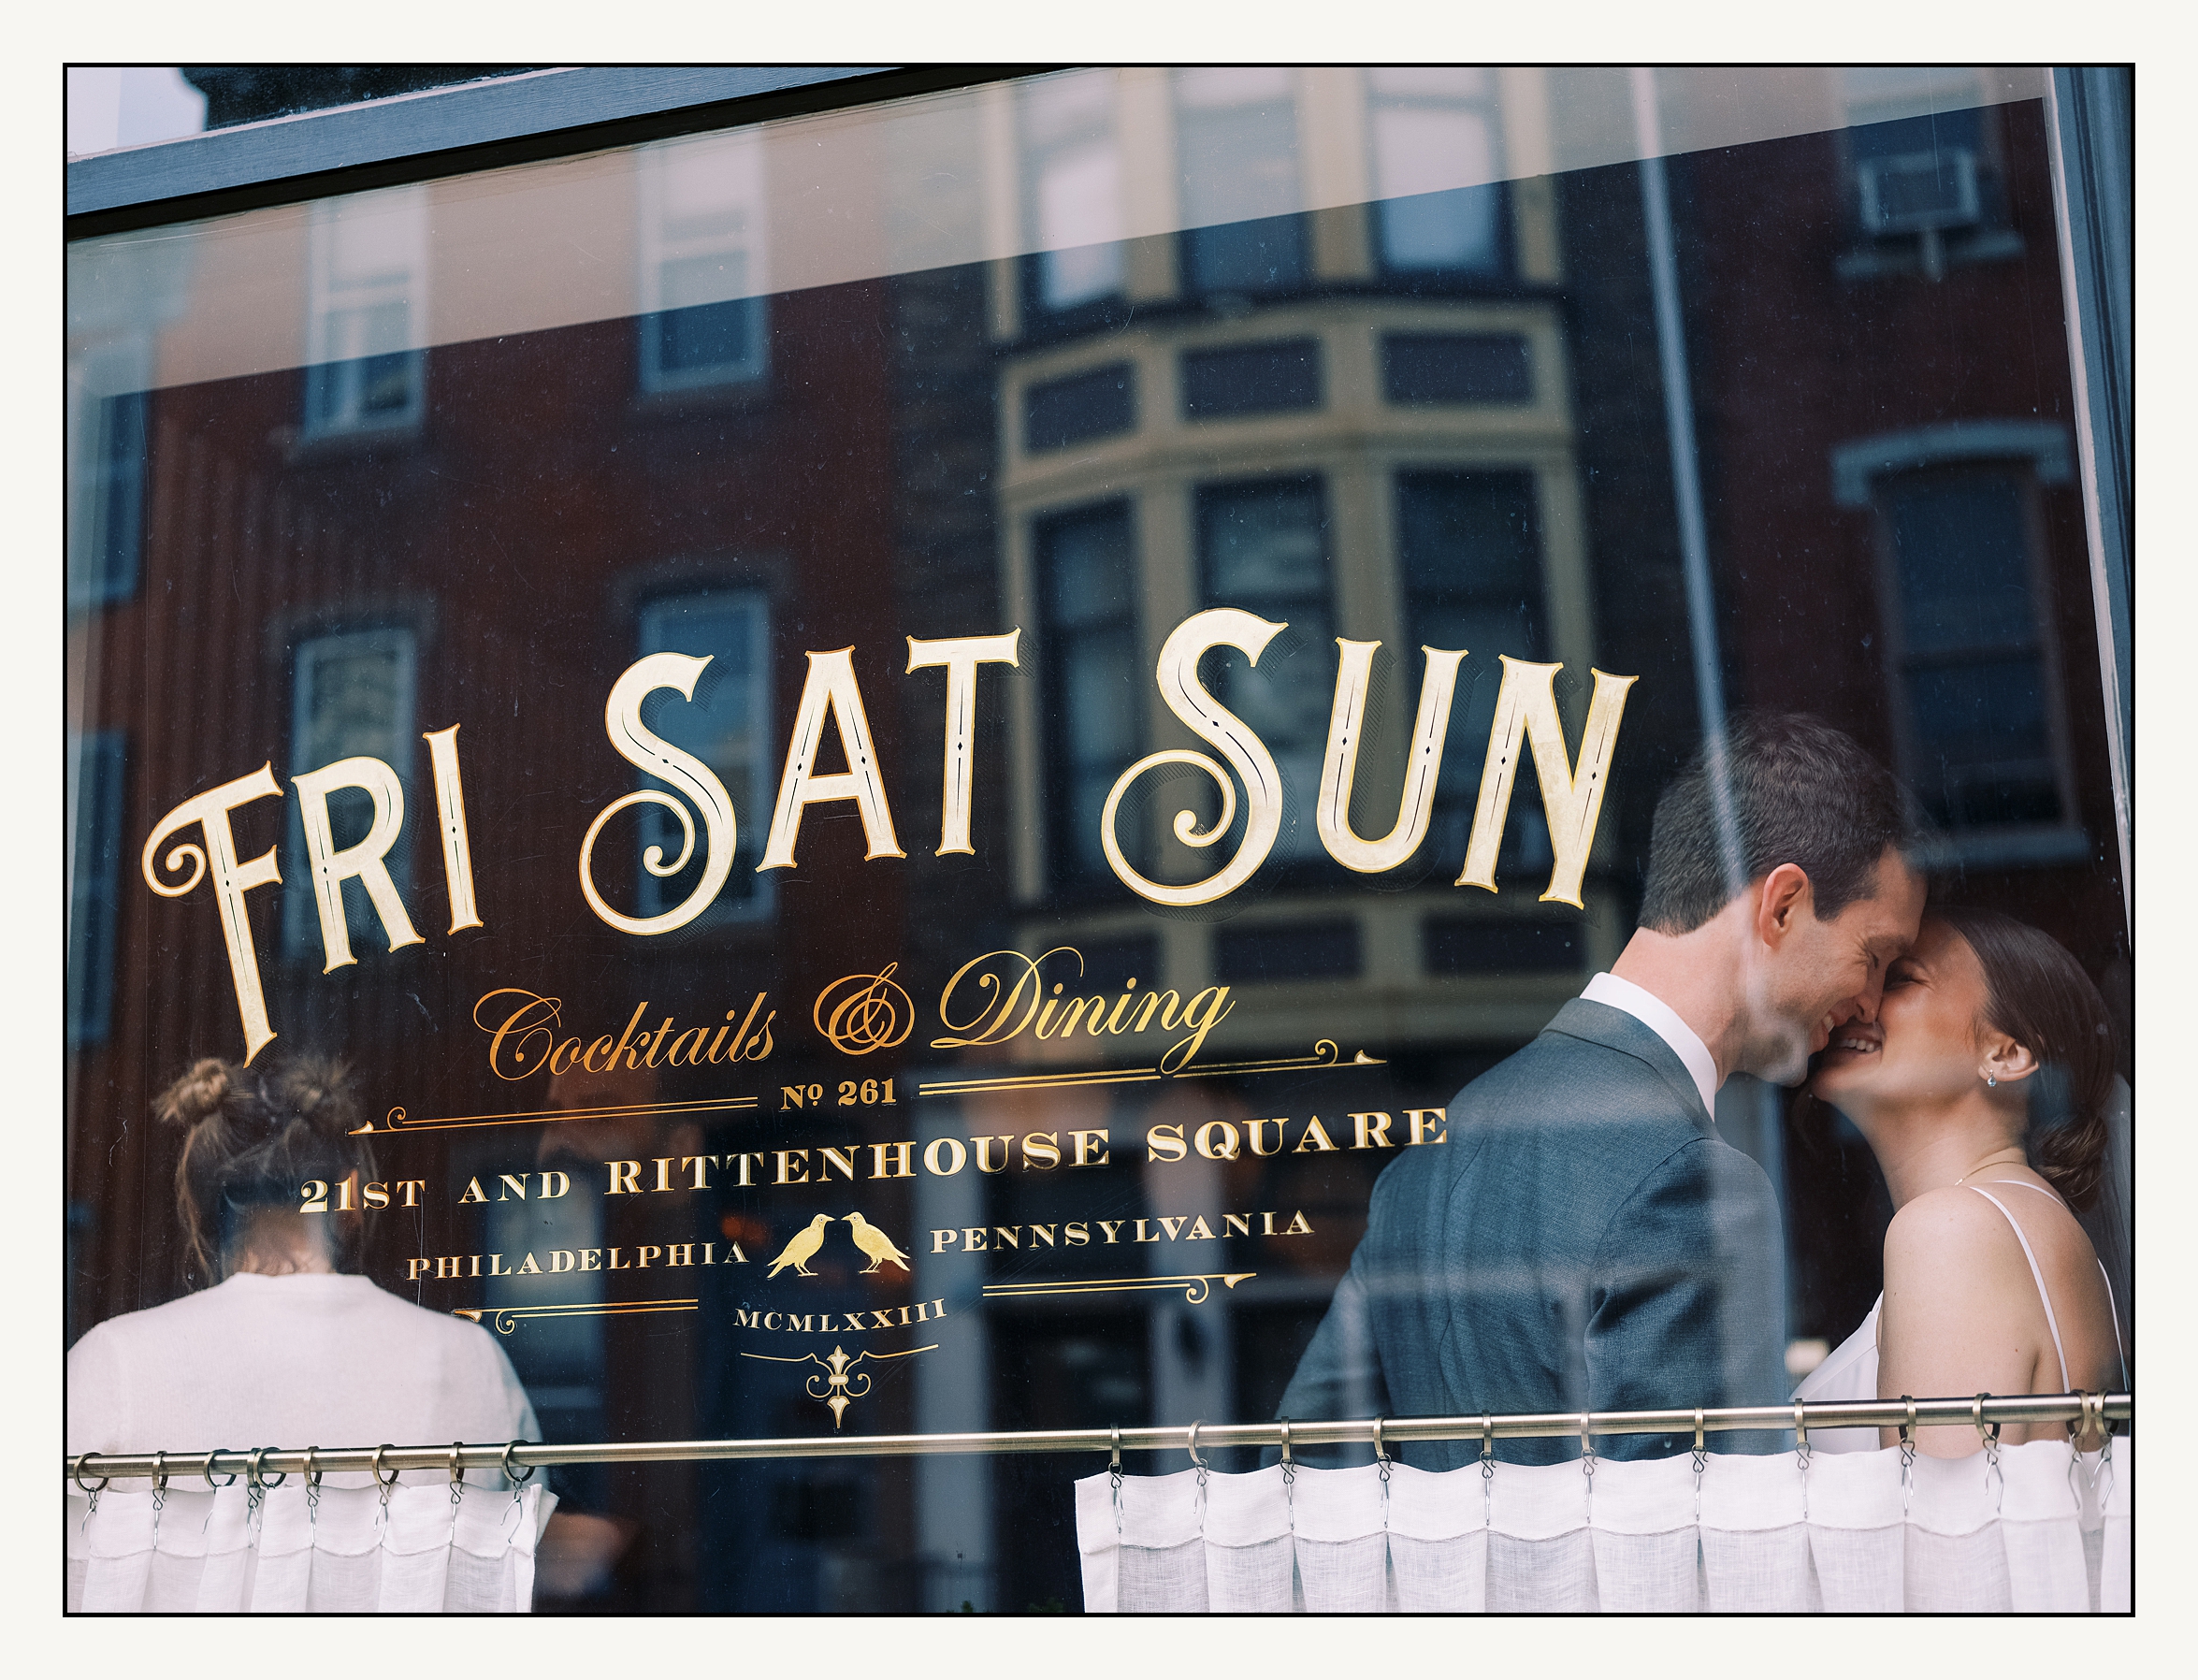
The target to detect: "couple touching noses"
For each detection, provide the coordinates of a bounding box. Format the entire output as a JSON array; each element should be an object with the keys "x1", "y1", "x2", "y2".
[{"x1": 1280, "y1": 713, "x2": 2124, "y2": 1465}]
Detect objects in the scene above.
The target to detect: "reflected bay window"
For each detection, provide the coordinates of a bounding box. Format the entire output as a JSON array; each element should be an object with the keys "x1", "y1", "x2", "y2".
[
  {"x1": 303, "y1": 185, "x2": 427, "y2": 435},
  {"x1": 66, "y1": 345, "x2": 149, "y2": 610},
  {"x1": 1197, "y1": 478, "x2": 1335, "y2": 863},
  {"x1": 1038, "y1": 502, "x2": 1141, "y2": 891},
  {"x1": 1367, "y1": 67, "x2": 1510, "y2": 279},
  {"x1": 639, "y1": 133, "x2": 770, "y2": 392},
  {"x1": 1397, "y1": 470, "x2": 1551, "y2": 871},
  {"x1": 283, "y1": 628, "x2": 418, "y2": 958},
  {"x1": 1019, "y1": 72, "x2": 1126, "y2": 321},
  {"x1": 1174, "y1": 68, "x2": 1307, "y2": 297},
  {"x1": 1877, "y1": 465, "x2": 2069, "y2": 838},
  {"x1": 635, "y1": 591, "x2": 774, "y2": 920}
]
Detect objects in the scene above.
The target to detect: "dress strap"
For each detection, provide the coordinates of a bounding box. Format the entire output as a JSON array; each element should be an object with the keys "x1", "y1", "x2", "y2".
[
  {"x1": 1969, "y1": 1186, "x2": 2071, "y2": 1392},
  {"x1": 1974, "y1": 1180, "x2": 2130, "y2": 1389}
]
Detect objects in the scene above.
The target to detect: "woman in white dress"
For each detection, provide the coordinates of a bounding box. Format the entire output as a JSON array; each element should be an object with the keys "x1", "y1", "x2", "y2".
[
  {"x1": 1793, "y1": 908, "x2": 2125, "y2": 1456},
  {"x1": 67, "y1": 1056, "x2": 540, "y2": 1484}
]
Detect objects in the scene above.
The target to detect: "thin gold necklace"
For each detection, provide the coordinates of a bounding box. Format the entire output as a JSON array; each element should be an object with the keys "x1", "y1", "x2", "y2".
[{"x1": 1953, "y1": 1150, "x2": 2027, "y2": 1187}]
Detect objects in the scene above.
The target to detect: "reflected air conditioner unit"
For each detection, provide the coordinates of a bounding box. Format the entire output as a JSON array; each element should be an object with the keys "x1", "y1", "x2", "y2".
[{"x1": 1857, "y1": 148, "x2": 1981, "y2": 236}]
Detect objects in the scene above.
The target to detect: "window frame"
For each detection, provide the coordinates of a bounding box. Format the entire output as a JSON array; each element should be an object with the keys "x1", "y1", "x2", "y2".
[{"x1": 282, "y1": 624, "x2": 421, "y2": 960}]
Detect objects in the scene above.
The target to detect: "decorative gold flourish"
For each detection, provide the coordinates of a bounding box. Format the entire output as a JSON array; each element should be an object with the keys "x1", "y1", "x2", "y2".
[
  {"x1": 453, "y1": 1299, "x2": 700, "y2": 1334},
  {"x1": 355, "y1": 1094, "x2": 758, "y2": 1137},
  {"x1": 982, "y1": 1272, "x2": 1256, "y2": 1305},
  {"x1": 918, "y1": 1040, "x2": 1380, "y2": 1097},
  {"x1": 739, "y1": 1343, "x2": 937, "y2": 1427}
]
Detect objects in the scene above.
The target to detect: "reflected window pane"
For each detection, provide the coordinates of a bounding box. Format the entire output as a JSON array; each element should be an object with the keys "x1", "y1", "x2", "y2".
[
  {"x1": 1039, "y1": 502, "x2": 1140, "y2": 890},
  {"x1": 284, "y1": 627, "x2": 417, "y2": 957},
  {"x1": 636, "y1": 593, "x2": 773, "y2": 920},
  {"x1": 1176, "y1": 70, "x2": 1306, "y2": 296},
  {"x1": 303, "y1": 186, "x2": 427, "y2": 435},
  {"x1": 1021, "y1": 74, "x2": 1126, "y2": 318},
  {"x1": 1882, "y1": 466, "x2": 2060, "y2": 830},
  {"x1": 1368, "y1": 74, "x2": 1508, "y2": 277},
  {"x1": 1198, "y1": 479, "x2": 1333, "y2": 861},
  {"x1": 640, "y1": 136, "x2": 769, "y2": 391}
]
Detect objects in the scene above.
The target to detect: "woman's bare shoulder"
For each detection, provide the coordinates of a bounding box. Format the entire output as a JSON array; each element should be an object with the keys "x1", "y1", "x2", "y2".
[{"x1": 1883, "y1": 1189, "x2": 2034, "y2": 1287}]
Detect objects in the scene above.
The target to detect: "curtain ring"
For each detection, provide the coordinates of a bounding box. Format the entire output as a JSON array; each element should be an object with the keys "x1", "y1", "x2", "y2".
[
  {"x1": 1974, "y1": 1393, "x2": 2000, "y2": 1449},
  {"x1": 448, "y1": 1441, "x2": 467, "y2": 1489},
  {"x1": 1793, "y1": 1401, "x2": 1809, "y2": 1453},
  {"x1": 247, "y1": 1445, "x2": 287, "y2": 1489},
  {"x1": 70, "y1": 1453, "x2": 110, "y2": 1497},
  {"x1": 1580, "y1": 1412, "x2": 1594, "y2": 1459},
  {"x1": 371, "y1": 1443, "x2": 401, "y2": 1495},
  {"x1": 1371, "y1": 1416, "x2": 1388, "y2": 1465},
  {"x1": 202, "y1": 1448, "x2": 238, "y2": 1491},
  {"x1": 1278, "y1": 1417, "x2": 1293, "y2": 1466},
  {"x1": 1480, "y1": 1412, "x2": 1494, "y2": 1462},
  {"x1": 151, "y1": 1451, "x2": 169, "y2": 1495},
  {"x1": 1186, "y1": 1420, "x2": 1206, "y2": 1470},
  {"x1": 500, "y1": 1440, "x2": 537, "y2": 1485},
  {"x1": 301, "y1": 1447, "x2": 323, "y2": 1489},
  {"x1": 1899, "y1": 1396, "x2": 1916, "y2": 1450},
  {"x1": 1693, "y1": 1407, "x2": 1706, "y2": 1456}
]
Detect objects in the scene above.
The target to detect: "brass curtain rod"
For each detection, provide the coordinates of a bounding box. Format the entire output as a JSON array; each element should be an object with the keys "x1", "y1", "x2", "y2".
[{"x1": 66, "y1": 1392, "x2": 2130, "y2": 1484}]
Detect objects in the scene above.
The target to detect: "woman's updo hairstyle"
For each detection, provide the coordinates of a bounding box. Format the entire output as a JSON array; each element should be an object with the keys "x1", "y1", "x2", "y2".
[
  {"x1": 155, "y1": 1055, "x2": 372, "y2": 1283},
  {"x1": 1935, "y1": 907, "x2": 2120, "y2": 1211}
]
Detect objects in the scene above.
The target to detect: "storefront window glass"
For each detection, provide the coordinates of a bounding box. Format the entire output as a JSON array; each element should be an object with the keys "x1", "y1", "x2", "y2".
[{"x1": 65, "y1": 65, "x2": 2132, "y2": 1614}]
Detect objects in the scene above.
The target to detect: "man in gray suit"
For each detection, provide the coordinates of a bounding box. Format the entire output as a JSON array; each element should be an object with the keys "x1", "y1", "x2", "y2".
[{"x1": 1277, "y1": 714, "x2": 1926, "y2": 1466}]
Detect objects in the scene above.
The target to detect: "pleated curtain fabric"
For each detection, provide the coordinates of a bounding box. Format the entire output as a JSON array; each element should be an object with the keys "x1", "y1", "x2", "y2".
[
  {"x1": 65, "y1": 1481, "x2": 552, "y2": 1613},
  {"x1": 1077, "y1": 1439, "x2": 2131, "y2": 1613}
]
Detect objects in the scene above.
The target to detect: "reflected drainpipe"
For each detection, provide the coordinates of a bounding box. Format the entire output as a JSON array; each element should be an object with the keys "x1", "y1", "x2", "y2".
[{"x1": 1629, "y1": 70, "x2": 1788, "y2": 1352}]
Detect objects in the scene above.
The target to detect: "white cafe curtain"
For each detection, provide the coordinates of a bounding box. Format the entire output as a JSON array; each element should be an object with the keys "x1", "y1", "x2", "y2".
[
  {"x1": 1076, "y1": 1439, "x2": 2129, "y2": 1613},
  {"x1": 65, "y1": 1479, "x2": 553, "y2": 1613}
]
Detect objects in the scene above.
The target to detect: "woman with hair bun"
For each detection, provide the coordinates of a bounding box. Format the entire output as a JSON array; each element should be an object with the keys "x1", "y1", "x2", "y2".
[
  {"x1": 65, "y1": 1055, "x2": 540, "y2": 1491},
  {"x1": 1796, "y1": 909, "x2": 2128, "y2": 1456}
]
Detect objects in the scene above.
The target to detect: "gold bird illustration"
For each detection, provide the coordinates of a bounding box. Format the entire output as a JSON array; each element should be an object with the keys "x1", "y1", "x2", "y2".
[
  {"x1": 843, "y1": 1211, "x2": 911, "y2": 1274},
  {"x1": 766, "y1": 1214, "x2": 835, "y2": 1278}
]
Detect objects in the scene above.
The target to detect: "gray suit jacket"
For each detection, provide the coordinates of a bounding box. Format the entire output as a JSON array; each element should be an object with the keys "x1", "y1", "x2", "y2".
[{"x1": 1276, "y1": 998, "x2": 1790, "y2": 1468}]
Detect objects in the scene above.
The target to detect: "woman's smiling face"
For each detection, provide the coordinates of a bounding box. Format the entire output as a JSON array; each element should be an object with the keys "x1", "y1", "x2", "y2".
[{"x1": 1808, "y1": 917, "x2": 1991, "y2": 1119}]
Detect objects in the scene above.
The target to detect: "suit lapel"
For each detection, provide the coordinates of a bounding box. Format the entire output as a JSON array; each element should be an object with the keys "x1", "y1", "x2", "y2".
[{"x1": 1542, "y1": 997, "x2": 1717, "y2": 1134}]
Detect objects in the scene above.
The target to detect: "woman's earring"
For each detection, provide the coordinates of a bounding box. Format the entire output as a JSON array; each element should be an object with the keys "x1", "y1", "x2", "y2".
[{"x1": 1986, "y1": 1072, "x2": 1998, "y2": 1088}]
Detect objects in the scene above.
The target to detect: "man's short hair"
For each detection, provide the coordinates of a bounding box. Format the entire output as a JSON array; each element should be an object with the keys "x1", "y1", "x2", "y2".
[{"x1": 1638, "y1": 712, "x2": 1916, "y2": 934}]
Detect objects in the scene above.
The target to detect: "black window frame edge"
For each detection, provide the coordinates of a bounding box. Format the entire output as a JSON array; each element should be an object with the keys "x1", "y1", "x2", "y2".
[{"x1": 65, "y1": 65, "x2": 1065, "y2": 239}]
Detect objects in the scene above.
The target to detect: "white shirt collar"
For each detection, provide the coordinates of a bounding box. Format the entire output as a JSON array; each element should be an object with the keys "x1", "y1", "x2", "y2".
[{"x1": 1580, "y1": 971, "x2": 1720, "y2": 1121}]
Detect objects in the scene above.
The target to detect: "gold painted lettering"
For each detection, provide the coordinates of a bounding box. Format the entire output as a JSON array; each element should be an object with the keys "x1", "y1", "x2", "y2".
[
  {"x1": 924, "y1": 1137, "x2": 967, "y2": 1177},
  {"x1": 1294, "y1": 1117, "x2": 1338, "y2": 1152},
  {"x1": 1146, "y1": 1122, "x2": 1187, "y2": 1163},
  {"x1": 904, "y1": 630, "x2": 1020, "y2": 855},
  {"x1": 1457, "y1": 659, "x2": 1636, "y2": 906},
  {"x1": 1351, "y1": 1111, "x2": 1395, "y2": 1150},
  {"x1": 139, "y1": 763, "x2": 286, "y2": 1062},
  {"x1": 605, "y1": 1161, "x2": 642, "y2": 1195},
  {"x1": 1408, "y1": 1108, "x2": 1449, "y2": 1145},
  {"x1": 422, "y1": 724, "x2": 484, "y2": 934},
  {"x1": 759, "y1": 647, "x2": 904, "y2": 869},
  {"x1": 1071, "y1": 1128, "x2": 1110, "y2": 1166},
  {"x1": 1021, "y1": 1132, "x2": 1060, "y2": 1169},
  {"x1": 1065, "y1": 1222, "x2": 1090, "y2": 1245}
]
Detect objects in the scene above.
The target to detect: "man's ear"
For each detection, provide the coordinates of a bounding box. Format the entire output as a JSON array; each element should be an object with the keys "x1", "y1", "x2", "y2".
[{"x1": 1755, "y1": 863, "x2": 1813, "y2": 946}]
